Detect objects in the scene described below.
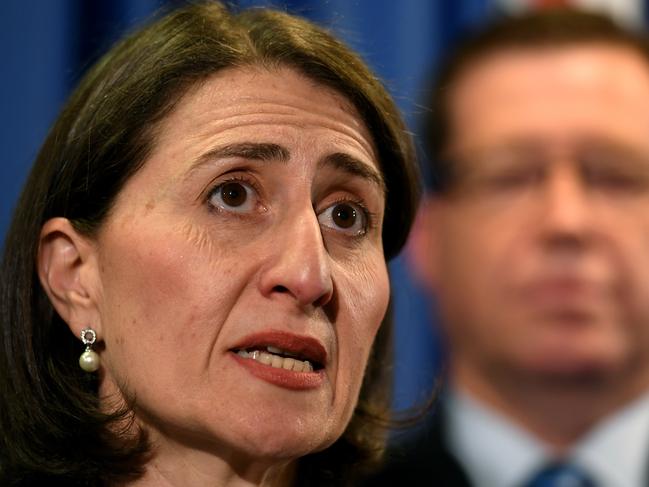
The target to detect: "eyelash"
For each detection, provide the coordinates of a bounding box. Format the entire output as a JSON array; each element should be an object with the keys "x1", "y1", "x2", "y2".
[
  {"x1": 321, "y1": 196, "x2": 377, "y2": 237},
  {"x1": 205, "y1": 175, "x2": 262, "y2": 215},
  {"x1": 204, "y1": 174, "x2": 377, "y2": 236}
]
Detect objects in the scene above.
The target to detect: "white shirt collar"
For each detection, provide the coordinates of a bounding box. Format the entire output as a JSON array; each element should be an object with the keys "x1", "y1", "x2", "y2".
[
  {"x1": 446, "y1": 389, "x2": 649, "y2": 487},
  {"x1": 446, "y1": 390, "x2": 545, "y2": 487},
  {"x1": 572, "y1": 391, "x2": 649, "y2": 487}
]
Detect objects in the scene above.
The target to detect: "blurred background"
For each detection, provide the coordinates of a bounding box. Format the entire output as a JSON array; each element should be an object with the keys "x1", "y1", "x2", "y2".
[{"x1": 1, "y1": 0, "x2": 645, "y2": 411}]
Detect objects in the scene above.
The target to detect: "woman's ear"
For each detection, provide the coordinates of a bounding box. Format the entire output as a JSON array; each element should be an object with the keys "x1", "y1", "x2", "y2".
[
  {"x1": 38, "y1": 217, "x2": 102, "y2": 338},
  {"x1": 405, "y1": 196, "x2": 442, "y2": 291}
]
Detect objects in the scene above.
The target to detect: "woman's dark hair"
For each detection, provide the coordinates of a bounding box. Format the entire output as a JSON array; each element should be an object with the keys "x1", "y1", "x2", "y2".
[
  {"x1": 426, "y1": 7, "x2": 649, "y2": 192},
  {"x1": 0, "y1": 1, "x2": 419, "y2": 485}
]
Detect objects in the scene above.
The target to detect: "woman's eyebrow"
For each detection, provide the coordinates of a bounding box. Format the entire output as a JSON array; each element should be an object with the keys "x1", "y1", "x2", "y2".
[
  {"x1": 186, "y1": 142, "x2": 290, "y2": 177},
  {"x1": 185, "y1": 143, "x2": 385, "y2": 192},
  {"x1": 321, "y1": 152, "x2": 386, "y2": 194}
]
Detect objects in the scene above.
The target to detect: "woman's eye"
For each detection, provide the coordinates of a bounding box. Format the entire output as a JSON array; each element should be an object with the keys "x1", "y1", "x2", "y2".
[
  {"x1": 208, "y1": 181, "x2": 257, "y2": 213},
  {"x1": 318, "y1": 202, "x2": 367, "y2": 236}
]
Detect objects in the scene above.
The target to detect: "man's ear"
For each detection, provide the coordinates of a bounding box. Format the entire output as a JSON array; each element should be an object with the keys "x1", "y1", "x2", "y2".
[
  {"x1": 405, "y1": 195, "x2": 443, "y2": 291},
  {"x1": 38, "y1": 217, "x2": 102, "y2": 338}
]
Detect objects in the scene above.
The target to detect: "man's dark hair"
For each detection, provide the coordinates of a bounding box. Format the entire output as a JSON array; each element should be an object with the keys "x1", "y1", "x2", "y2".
[
  {"x1": 0, "y1": 2, "x2": 420, "y2": 485},
  {"x1": 426, "y1": 7, "x2": 649, "y2": 192}
]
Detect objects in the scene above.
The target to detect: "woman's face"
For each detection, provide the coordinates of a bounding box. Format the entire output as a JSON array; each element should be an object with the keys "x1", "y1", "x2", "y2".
[{"x1": 91, "y1": 66, "x2": 389, "y2": 462}]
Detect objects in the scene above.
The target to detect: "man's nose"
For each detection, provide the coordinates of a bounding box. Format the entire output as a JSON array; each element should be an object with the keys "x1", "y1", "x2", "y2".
[
  {"x1": 537, "y1": 164, "x2": 593, "y2": 245},
  {"x1": 258, "y1": 208, "x2": 334, "y2": 310}
]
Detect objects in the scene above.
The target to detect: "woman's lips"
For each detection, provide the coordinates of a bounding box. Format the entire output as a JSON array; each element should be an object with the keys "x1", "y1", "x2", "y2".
[
  {"x1": 231, "y1": 353, "x2": 325, "y2": 390},
  {"x1": 230, "y1": 330, "x2": 327, "y2": 390}
]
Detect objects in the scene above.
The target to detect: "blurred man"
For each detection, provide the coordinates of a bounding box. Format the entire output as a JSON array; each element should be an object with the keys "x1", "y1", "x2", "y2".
[{"x1": 370, "y1": 8, "x2": 649, "y2": 487}]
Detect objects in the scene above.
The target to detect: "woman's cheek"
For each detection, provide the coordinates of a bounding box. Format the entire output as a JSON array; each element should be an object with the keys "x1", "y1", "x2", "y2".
[{"x1": 337, "y1": 253, "x2": 389, "y2": 363}]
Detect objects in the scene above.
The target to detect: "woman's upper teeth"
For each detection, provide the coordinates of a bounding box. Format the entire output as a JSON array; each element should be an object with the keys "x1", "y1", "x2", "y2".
[
  {"x1": 237, "y1": 349, "x2": 314, "y2": 372},
  {"x1": 266, "y1": 345, "x2": 296, "y2": 357}
]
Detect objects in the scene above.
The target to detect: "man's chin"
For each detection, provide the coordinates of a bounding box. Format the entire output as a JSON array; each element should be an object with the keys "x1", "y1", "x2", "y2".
[{"x1": 518, "y1": 350, "x2": 623, "y2": 386}]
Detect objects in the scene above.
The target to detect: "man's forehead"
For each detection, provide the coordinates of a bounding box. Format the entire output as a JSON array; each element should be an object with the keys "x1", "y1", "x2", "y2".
[
  {"x1": 446, "y1": 43, "x2": 649, "y2": 155},
  {"x1": 451, "y1": 43, "x2": 649, "y2": 99}
]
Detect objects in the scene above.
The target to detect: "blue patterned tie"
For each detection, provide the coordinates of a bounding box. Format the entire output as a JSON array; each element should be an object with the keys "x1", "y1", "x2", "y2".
[{"x1": 524, "y1": 463, "x2": 596, "y2": 487}]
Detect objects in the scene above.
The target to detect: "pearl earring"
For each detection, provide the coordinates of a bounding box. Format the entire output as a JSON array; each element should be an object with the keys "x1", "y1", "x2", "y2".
[{"x1": 79, "y1": 328, "x2": 100, "y2": 372}]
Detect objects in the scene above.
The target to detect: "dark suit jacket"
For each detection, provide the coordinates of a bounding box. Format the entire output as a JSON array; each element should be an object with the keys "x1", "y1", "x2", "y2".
[
  {"x1": 361, "y1": 405, "x2": 472, "y2": 487},
  {"x1": 363, "y1": 400, "x2": 649, "y2": 487}
]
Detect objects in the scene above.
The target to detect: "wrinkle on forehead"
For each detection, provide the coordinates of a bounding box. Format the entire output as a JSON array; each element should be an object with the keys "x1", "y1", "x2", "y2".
[{"x1": 153, "y1": 65, "x2": 379, "y2": 168}]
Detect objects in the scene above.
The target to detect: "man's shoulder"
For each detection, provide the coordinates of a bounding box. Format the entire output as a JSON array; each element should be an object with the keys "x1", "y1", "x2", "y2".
[{"x1": 362, "y1": 410, "x2": 472, "y2": 487}]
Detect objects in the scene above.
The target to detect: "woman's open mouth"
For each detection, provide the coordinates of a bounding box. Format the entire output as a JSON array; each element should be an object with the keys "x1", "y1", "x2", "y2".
[
  {"x1": 230, "y1": 331, "x2": 327, "y2": 390},
  {"x1": 235, "y1": 346, "x2": 321, "y2": 372}
]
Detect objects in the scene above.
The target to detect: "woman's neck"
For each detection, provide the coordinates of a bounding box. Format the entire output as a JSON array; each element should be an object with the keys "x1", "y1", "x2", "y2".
[
  {"x1": 127, "y1": 461, "x2": 295, "y2": 487},
  {"x1": 123, "y1": 432, "x2": 296, "y2": 487}
]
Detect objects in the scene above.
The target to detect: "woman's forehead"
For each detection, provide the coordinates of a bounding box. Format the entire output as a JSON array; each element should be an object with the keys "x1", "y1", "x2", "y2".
[
  {"x1": 146, "y1": 65, "x2": 380, "y2": 176},
  {"x1": 170, "y1": 67, "x2": 373, "y2": 145}
]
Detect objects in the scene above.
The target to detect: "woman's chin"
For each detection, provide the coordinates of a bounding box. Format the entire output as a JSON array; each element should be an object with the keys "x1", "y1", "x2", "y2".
[
  {"x1": 150, "y1": 415, "x2": 338, "y2": 467},
  {"x1": 227, "y1": 419, "x2": 338, "y2": 462}
]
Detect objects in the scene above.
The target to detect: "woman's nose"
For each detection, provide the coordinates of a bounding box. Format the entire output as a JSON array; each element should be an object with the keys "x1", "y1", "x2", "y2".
[{"x1": 258, "y1": 209, "x2": 334, "y2": 310}]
